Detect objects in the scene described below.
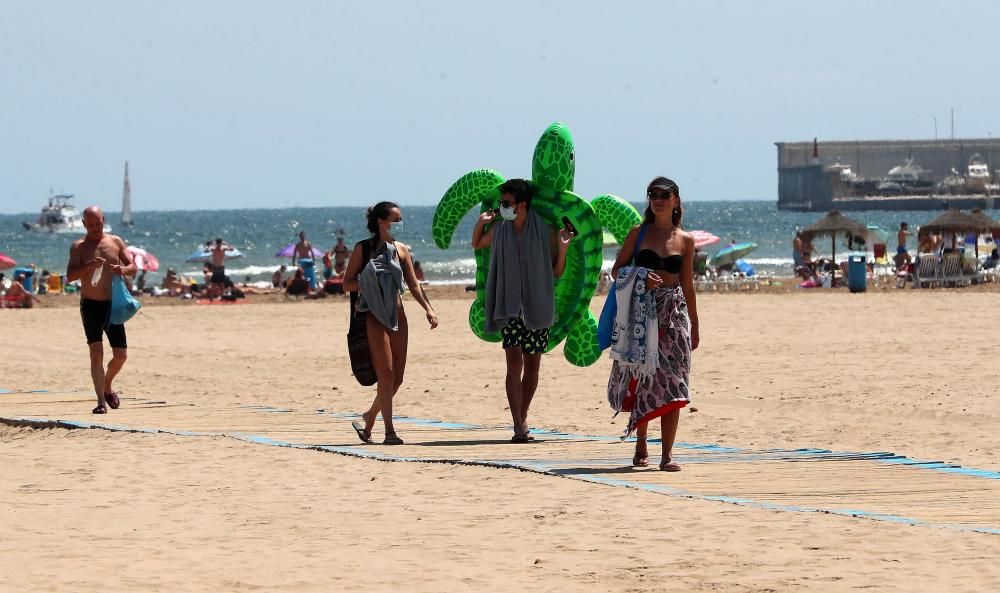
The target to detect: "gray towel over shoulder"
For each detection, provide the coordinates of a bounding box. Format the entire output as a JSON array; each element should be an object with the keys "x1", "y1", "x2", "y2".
[
  {"x1": 357, "y1": 241, "x2": 404, "y2": 331},
  {"x1": 484, "y1": 209, "x2": 554, "y2": 333}
]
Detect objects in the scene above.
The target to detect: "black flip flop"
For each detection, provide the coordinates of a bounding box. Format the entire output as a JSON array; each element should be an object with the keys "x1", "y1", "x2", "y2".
[
  {"x1": 351, "y1": 421, "x2": 372, "y2": 444},
  {"x1": 92, "y1": 405, "x2": 107, "y2": 415}
]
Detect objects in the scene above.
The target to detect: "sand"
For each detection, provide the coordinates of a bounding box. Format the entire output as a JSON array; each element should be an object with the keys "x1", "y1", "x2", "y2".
[{"x1": 2, "y1": 288, "x2": 1000, "y2": 592}]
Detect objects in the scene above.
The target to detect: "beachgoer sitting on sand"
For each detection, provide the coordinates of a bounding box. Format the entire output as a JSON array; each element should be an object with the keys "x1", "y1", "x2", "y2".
[
  {"x1": 162, "y1": 269, "x2": 186, "y2": 297},
  {"x1": 221, "y1": 279, "x2": 247, "y2": 301},
  {"x1": 272, "y1": 265, "x2": 287, "y2": 288},
  {"x1": 3, "y1": 274, "x2": 40, "y2": 308},
  {"x1": 285, "y1": 268, "x2": 310, "y2": 296}
]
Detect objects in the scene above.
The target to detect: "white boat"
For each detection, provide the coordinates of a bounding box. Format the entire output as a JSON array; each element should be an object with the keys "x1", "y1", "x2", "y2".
[
  {"x1": 825, "y1": 158, "x2": 857, "y2": 182},
  {"x1": 966, "y1": 153, "x2": 990, "y2": 193},
  {"x1": 21, "y1": 194, "x2": 112, "y2": 234},
  {"x1": 938, "y1": 167, "x2": 966, "y2": 194},
  {"x1": 876, "y1": 158, "x2": 934, "y2": 194}
]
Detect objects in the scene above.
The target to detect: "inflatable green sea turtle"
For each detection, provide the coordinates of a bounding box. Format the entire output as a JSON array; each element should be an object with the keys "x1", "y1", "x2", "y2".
[{"x1": 432, "y1": 122, "x2": 642, "y2": 366}]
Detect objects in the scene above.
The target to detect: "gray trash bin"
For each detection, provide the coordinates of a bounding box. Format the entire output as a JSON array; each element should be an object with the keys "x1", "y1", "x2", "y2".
[{"x1": 848, "y1": 255, "x2": 866, "y2": 293}]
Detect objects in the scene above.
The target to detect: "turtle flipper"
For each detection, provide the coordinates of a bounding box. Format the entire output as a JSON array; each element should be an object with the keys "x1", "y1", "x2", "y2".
[
  {"x1": 432, "y1": 169, "x2": 505, "y2": 249},
  {"x1": 469, "y1": 297, "x2": 501, "y2": 342},
  {"x1": 591, "y1": 194, "x2": 643, "y2": 244},
  {"x1": 562, "y1": 310, "x2": 601, "y2": 367},
  {"x1": 434, "y1": 169, "x2": 505, "y2": 343}
]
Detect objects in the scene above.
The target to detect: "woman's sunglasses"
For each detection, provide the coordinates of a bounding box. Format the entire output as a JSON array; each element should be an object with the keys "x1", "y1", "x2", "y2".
[
  {"x1": 647, "y1": 189, "x2": 676, "y2": 201},
  {"x1": 499, "y1": 199, "x2": 516, "y2": 208}
]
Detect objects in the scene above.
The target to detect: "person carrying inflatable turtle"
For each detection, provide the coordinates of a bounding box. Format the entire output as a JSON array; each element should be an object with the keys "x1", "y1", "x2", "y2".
[{"x1": 471, "y1": 179, "x2": 573, "y2": 443}]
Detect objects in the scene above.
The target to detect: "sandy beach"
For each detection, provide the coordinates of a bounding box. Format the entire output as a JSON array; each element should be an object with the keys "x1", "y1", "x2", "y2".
[{"x1": 3, "y1": 288, "x2": 1000, "y2": 592}]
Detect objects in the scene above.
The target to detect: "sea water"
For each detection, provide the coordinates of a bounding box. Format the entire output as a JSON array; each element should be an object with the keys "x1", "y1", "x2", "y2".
[{"x1": 3, "y1": 202, "x2": 997, "y2": 284}]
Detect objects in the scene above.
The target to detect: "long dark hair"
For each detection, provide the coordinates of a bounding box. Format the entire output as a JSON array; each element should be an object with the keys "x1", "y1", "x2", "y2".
[
  {"x1": 643, "y1": 178, "x2": 682, "y2": 227},
  {"x1": 366, "y1": 201, "x2": 399, "y2": 236}
]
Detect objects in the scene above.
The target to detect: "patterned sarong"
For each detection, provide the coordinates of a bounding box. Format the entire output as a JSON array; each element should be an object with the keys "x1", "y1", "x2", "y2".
[{"x1": 607, "y1": 285, "x2": 691, "y2": 437}]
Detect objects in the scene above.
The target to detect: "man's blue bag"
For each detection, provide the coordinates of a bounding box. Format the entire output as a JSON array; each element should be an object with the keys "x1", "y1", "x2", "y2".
[{"x1": 109, "y1": 274, "x2": 142, "y2": 325}]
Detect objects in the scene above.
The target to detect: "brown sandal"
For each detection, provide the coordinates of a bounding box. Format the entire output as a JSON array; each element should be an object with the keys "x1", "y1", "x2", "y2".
[
  {"x1": 659, "y1": 459, "x2": 681, "y2": 472},
  {"x1": 104, "y1": 392, "x2": 120, "y2": 410},
  {"x1": 632, "y1": 437, "x2": 649, "y2": 467}
]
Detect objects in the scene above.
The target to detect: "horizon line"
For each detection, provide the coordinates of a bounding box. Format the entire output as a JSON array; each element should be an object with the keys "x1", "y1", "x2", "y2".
[{"x1": 0, "y1": 197, "x2": 777, "y2": 218}]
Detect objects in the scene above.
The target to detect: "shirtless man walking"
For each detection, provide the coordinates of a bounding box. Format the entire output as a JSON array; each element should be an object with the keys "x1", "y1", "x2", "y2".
[
  {"x1": 291, "y1": 231, "x2": 313, "y2": 266},
  {"x1": 209, "y1": 238, "x2": 234, "y2": 296},
  {"x1": 66, "y1": 207, "x2": 137, "y2": 414}
]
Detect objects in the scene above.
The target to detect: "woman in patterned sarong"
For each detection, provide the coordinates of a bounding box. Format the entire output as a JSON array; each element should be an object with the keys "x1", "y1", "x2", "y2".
[{"x1": 607, "y1": 177, "x2": 700, "y2": 471}]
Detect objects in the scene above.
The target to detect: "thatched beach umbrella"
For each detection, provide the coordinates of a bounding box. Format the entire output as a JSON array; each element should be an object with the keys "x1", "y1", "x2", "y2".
[
  {"x1": 921, "y1": 209, "x2": 986, "y2": 256},
  {"x1": 801, "y1": 210, "x2": 867, "y2": 278},
  {"x1": 967, "y1": 208, "x2": 1000, "y2": 233}
]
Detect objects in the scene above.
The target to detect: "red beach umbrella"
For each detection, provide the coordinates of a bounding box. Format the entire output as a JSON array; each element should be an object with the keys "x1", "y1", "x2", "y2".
[
  {"x1": 126, "y1": 246, "x2": 160, "y2": 272},
  {"x1": 0, "y1": 253, "x2": 16, "y2": 270},
  {"x1": 690, "y1": 230, "x2": 721, "y2": 250}
]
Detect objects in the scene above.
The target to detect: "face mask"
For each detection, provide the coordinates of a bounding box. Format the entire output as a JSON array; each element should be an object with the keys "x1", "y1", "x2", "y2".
[
  {"x1": 499, "y1": 205, "x2": 517, "y2": 221},
  {"x1": 390, "y1": 221, "x2": 403, "y2": 234}
]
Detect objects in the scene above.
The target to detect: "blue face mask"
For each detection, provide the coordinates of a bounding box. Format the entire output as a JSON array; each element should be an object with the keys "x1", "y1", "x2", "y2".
[{"x1": 390, "y1": 221, "x2": 403, "y2": 234}]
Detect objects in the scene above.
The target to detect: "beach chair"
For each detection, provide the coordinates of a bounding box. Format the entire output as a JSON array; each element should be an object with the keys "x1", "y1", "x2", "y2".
[
  {"x1": 914, "y1": 254, "x2": 940, "y2": 288},
  {"x1": 46, "y1": 273, "x2": 63, "y2": 294},
  {"x1": 960, "y1": 256, "x2": 982, "y2": 285},
  {"x1": 939, "y1": 253, "x2": 965, "y2": 287}
]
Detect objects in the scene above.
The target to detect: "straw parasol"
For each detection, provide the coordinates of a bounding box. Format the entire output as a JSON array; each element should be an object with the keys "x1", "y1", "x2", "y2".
[
  {"x1": 921, "y1": 209, "x2": 985, "y2": 234},
  {"x1": 921, "y1": 209, "x2": 986, "y2": 257},
  {"x1": 967, "y1": 208, "x2": 1000, "y2": 233},
  {"x1": 800, "y1": 210, "x2": 866, "y2": 275}
]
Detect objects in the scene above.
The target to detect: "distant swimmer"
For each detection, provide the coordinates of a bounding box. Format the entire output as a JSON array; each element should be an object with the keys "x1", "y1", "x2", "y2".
[{"x1": 66, "y1": 206, "x2": 137, "y2": 414}]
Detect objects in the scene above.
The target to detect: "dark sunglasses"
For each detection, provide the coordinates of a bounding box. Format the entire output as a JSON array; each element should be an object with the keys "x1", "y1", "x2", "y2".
[
  {"x1": 499, "y1": 199, "x2": 516, "y2": 208},
  {"x1": 647, "y1": 189, "x2": 676, "y2": 201}
]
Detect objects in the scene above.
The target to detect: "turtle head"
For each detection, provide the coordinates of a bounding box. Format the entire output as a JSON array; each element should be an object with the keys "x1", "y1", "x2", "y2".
[{"x1": 531, "y1": 122, "x2": 575, "y2": 192}]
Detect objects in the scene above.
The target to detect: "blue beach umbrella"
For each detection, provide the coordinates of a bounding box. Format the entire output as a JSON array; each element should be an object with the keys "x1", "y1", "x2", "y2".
[{"x1": 710, "y1": 242, "x2": 757, "y2": 268}]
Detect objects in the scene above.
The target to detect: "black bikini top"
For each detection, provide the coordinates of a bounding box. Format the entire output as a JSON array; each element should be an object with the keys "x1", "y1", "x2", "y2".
[{"x1": 635, "y1": 250, "x2": 684, "y2": 274}]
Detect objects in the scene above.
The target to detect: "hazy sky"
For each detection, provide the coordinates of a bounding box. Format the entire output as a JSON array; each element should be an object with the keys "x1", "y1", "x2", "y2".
[{"x1": 3, "y1": 0, "x2": 998, "y2": 214}]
